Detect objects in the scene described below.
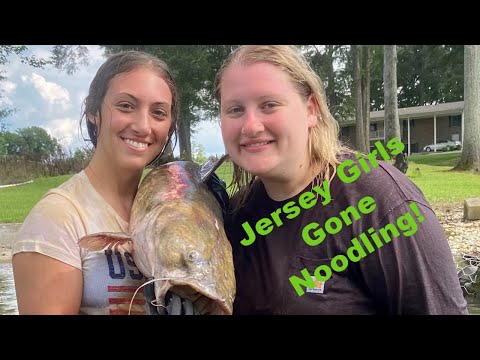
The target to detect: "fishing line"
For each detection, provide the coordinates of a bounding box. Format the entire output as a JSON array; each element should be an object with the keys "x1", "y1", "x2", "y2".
[{"x1": 128, "y1": 276, "x2": 187, "y2": 315}]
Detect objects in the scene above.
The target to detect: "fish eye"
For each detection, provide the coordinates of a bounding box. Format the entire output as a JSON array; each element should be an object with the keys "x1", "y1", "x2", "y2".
[{"x1": 188, "y1": 251, "x2": 198, "y2": 261}]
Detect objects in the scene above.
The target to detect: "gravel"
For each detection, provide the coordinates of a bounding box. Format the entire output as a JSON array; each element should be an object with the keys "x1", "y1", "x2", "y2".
[{"x1": 433, "y1": 203, "x2": 480, "y2": 257}]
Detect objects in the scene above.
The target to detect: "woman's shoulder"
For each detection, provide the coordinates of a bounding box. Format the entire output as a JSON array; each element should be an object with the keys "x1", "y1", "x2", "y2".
[
  {"x1": 333, "y1": 151, "x2": 429, "y2": 207},
  {"x1": 51, "y1": 170, "x2": 89, "y2": 195},
  {"x1": 22, "y1": 172, "x2": 89, "y2": 225}
]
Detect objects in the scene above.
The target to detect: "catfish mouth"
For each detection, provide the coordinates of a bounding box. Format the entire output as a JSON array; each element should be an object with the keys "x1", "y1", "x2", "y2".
[{"x1": 155, "y1": 280, "x2": 232, "y2": 315}]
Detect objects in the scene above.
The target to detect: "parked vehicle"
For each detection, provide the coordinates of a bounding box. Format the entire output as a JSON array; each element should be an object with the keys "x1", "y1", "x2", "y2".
[{"x1": 423, "y1": 140, "x2": 462, "y2": 152}]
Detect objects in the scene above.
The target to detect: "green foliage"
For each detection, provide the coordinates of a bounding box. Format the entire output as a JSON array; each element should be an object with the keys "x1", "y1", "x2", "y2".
[
  {"x1": 50, "y1": 45, "x2": 91, "y2": 75},
  {"x1": 0, "y1": 126, "x2": 74, "y2": 185},
  {"x1": 191, "y1": 142, "x2": 208, "y2": 165},
  {"x1": 71, "y1": 146, "x2": 94, "y2": 165},
  {"x1": 12, "y1": 126, "x2": 61, "y2": 162},
  {"x1": 369, "y1": 45, "x2": 464, "y2": 111},
  {"x1": 0, "y1": 131, "x2": 23, "y2": 156},
  {"x1": 301, "y1": 45, "x2": 354, "y2": 120}
]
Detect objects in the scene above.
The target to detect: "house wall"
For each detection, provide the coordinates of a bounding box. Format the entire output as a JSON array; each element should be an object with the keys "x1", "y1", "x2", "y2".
[
  {"x1": 402, "y1": 118, "x2": 434, "y2": 153},
  {"x1": 341, "y1": 114, "x2": 463, "y2": 153},
  {"x1": 401, "y1": 116, "x2": 462, "y2": 151}
]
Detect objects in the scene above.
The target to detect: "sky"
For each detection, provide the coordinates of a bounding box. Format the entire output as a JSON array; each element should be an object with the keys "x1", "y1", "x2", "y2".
[{"x1": 0, "y1": 45, "x2": 226, "y2": 157}]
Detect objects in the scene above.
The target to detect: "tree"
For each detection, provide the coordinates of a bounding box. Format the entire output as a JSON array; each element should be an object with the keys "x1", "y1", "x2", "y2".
[
  {"x1": 351, "y1": 45, "x2": 371, "y2": 153},
  {"x1": 0, "y1": 131, "x2": 24, "y2": 156},
  {"x1": 50, "y1": 46, "x2": 90, "y2": 75},
  {"x1": 361, "y1": 46, "x2": 371, "y2": 152},
  {"x1": 454, "y1": 45, "x2": 480, "y2": 172},
  {"x1": 15, "y1": 126, "x2": 62, "y2": 162},
  {"x1": 191, "y1": 142, "x2": 208, "y2": 165},
  {"x1": 352, "y1": 45, "x2": 365, "y2": 152},
  {"x1": 369, "y1": 45, "x2": 464, "y2": 111},
  {"x1": 383, "y1": 45, "x2": 401, "y2": 145},
  {"x1": 302, "y1": 45, "x2": 354, "y2": 121}
]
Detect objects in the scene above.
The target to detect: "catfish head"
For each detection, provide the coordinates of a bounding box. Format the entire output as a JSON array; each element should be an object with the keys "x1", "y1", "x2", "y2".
[{"x1": 130, "y1": 155, "x2": 236, "y2": 315}]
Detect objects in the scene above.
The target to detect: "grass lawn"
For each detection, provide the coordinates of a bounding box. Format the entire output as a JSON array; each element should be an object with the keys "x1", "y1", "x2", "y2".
[
  {"x1": 0, "y1": 153, "x2": 477, "y2": 223},
  {"x1": 214, "y1": 160, "x2": 234, "y2": 192},
  {"x1": 0, "y1": 175, "x2": 72, "y2": 223},
  {"x1": 406, "y1": 152, "x2": 480, "y2": 205}
]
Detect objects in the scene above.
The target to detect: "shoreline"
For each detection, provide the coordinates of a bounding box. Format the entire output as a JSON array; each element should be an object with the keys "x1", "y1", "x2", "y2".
[{"x1": 0, "y1": 223, "x2": 21, "y2": 262}]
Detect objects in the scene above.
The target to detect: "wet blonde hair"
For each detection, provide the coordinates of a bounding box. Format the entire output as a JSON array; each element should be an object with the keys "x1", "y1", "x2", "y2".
[{"x1": 214, "y1": 45, "x2": 348, "y2": 207}]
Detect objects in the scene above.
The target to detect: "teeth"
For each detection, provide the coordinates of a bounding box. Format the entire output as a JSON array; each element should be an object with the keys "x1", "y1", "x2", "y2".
[
  {"x1": 125, "y1": 139, "x2": 148, "y2": 149},
  {"x1": 245, "y1": 142, "x2": 269, "y2": 147}
]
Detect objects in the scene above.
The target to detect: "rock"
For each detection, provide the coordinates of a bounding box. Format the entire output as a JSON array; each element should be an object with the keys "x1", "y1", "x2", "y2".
[{"x1": 464, "y1": 198, "x2": 480, "y2": 220}]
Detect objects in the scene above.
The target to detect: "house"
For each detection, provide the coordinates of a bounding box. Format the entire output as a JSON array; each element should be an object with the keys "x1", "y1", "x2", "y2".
[{"x1": 338, "y1": 101, "x2": 464, "y2": 155}]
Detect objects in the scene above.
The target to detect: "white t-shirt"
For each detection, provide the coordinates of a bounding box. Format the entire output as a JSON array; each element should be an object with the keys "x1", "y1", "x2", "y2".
[{"x1": 12, "y1": 171, "x2": 147, "y2": 315}]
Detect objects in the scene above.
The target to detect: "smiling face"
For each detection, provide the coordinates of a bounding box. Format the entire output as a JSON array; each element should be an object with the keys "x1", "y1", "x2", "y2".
[
  {"x1": 219, "y1": 62, "x2": 317, "y2": 181},
  {"x1": 90, "y1": 67, "x2": 173, "y2": 173}
]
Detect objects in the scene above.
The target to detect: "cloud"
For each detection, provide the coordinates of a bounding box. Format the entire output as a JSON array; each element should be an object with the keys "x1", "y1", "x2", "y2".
[
  {"x1": 192, "y1": 120, "x2": 226, "y2": 156},
  {"x1": 21, "y1": 73, "x2": 70, "y2": 108},
  {"x1": 0, "y1": 80, "x2": 16, "y2": 106},
  {"x1": 44, "y1": 117, "x2": 79, "y2": 149}
]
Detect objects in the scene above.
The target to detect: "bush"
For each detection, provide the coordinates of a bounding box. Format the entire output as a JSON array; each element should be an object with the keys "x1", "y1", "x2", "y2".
[{"x1": 0, "y1": 151, "x2": 91, "y2": 185}]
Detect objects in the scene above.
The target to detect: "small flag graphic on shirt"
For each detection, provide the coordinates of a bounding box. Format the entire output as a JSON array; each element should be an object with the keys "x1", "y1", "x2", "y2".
[{"x1": 108, "y1": 285, "x2": 146, "y2": 315}]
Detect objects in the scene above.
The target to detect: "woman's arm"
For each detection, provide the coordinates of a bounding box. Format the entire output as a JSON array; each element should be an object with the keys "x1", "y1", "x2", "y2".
[{"x1": 13, "y1": 252, "x2": 83, "y2": 315}]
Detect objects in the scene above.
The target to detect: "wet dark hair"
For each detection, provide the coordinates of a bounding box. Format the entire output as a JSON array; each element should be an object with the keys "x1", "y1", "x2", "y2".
[{"x1": 81, "y1": 50, "x2": 179, "y2": 160}]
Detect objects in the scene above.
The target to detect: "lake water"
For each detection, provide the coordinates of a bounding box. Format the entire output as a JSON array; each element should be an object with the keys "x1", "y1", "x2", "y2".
[
  {"x1": 0, "y1": 260, "x2": 18, "y2": 315},
  {"x1": 1, "y1": 259, "x2": 479, "y2": 315}
]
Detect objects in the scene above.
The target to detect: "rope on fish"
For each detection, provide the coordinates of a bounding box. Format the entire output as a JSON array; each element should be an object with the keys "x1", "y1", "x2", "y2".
[{"x1": 128, "y1": 276, "x2": 187, "y2": 315}]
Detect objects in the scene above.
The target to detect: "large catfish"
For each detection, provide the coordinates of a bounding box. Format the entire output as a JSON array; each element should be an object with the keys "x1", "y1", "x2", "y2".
[
  {"x1": 131, "y1": 154, "x2": 236, "y2": 315},
  {"x1": 79, "y1": 155, "x2": 236, "y2": 315}
]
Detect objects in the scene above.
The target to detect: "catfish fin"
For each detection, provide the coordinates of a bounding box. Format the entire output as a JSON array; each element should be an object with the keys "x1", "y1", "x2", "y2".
[
  {"x1": 199, "y1": 154, "x2": 229, "y2": 183},
  {"x1": 78, "y1": 232, "x2": 132, "y2": 252}
]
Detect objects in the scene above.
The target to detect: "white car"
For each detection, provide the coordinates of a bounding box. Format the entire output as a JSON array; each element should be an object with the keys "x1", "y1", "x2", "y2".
[{"x1": 423, "y1": 139, "x2": 462, "y2": 152}]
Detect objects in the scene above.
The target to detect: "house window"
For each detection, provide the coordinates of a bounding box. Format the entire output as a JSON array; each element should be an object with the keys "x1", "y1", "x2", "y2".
[
  {"x1": 370, "y1": 123, "x2": 377, "y2": 131},
  {"x1": 449, "y1": 115, "x2": 461, "y2": 127},
  {"x1": 341, "y1": 126, "x2": 350, "y2": 137}
]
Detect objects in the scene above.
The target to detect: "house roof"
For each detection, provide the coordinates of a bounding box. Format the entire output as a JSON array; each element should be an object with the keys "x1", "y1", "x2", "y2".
[{"x1": 339, "y1": 101, "x2": 464, "y2": 126}]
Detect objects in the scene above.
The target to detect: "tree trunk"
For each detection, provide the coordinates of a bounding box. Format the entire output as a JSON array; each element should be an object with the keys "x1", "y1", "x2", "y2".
[
  {"x1": 361, "y1": 45, "x2": 371, "y2": 152},
  {"x1": 325, "y1": 45, "x2": 337, "y2": 112},
  {"x1": 178, "y1": 111, "x2": 192, "y2": 161},
  {"x1": 454, "y1": 45, "x2": 480, "y2": 172},
  {"x1": 383, "y1": 45, "x2": 401, "y2": 144},
  {"x1": 352, "y1": 45, "x2": 366, "y2": 152}
]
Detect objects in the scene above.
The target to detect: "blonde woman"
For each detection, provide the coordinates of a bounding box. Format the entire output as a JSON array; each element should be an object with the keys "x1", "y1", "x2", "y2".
[{"x1": 215, "y1": 45, "x2": 467, "y2": 315}]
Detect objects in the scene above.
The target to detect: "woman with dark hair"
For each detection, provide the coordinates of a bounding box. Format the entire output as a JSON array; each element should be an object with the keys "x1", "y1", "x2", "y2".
[{"x1": 12, "y1": 50, "x2": 179, "y2": 314}]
